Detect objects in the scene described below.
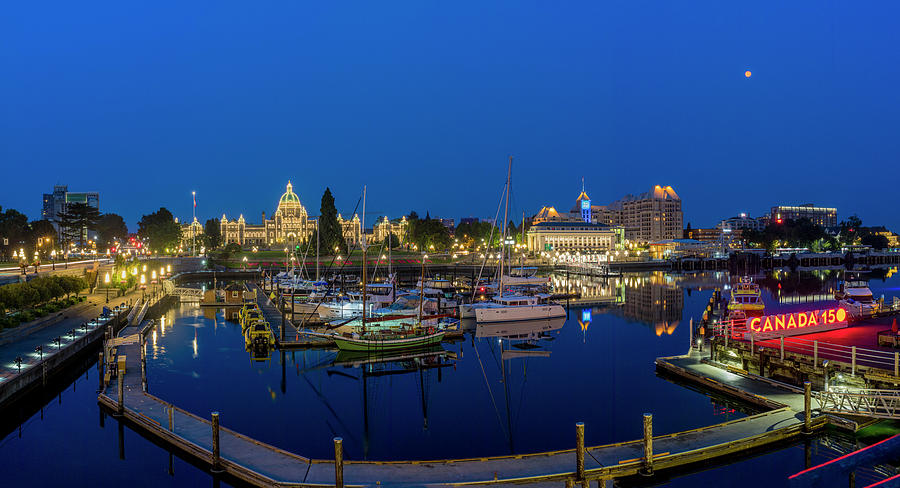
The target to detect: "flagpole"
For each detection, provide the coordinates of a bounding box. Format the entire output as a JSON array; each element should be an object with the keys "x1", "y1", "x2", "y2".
[{"x1": 192, "y1": 191, "x2": 196, "y2": 257}]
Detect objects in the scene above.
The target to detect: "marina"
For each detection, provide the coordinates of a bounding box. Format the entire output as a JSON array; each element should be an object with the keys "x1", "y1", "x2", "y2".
[{"x1": 6, "y1": 264, "x2": 900, "y2": 487}]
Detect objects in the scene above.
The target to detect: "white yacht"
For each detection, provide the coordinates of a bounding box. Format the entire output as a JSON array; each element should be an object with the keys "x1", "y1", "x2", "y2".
[
  {"x1": 474, "y1": 294, "x2": 566, "y2": 323},
  {"x1": 475, "y1": 316, "x2": 565, "y2": 340},
  {"x1": 469, "y1": 157, "x2": 566, "y2": 324},
  {"x1": 836, "y1": 273, "x2": 878, "y2": 318}
]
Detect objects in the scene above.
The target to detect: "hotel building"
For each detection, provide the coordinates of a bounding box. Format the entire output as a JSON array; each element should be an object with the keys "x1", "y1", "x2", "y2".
[
  {"x1": 536, "y1": 184, "x2": 683, "y2": 245},
  {"x1": 769, "y1": 204, "x2": 837, "y2": 227}
]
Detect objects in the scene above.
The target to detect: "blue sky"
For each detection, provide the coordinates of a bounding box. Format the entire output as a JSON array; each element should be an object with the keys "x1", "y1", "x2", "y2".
[{"x1": 2, "y1": 1, "x2": 898, "y2": 230}]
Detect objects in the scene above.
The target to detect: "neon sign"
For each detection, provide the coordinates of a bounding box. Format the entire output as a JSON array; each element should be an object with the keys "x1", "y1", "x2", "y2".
[{"x1": 746, "y1": 308, "x2": 847, "y2": 334}]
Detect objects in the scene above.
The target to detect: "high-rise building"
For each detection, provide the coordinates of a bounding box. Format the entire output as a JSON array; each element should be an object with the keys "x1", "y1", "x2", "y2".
[
  {"x1": 769, "y1": 204, "x2": 837, "y2": 227},
  {"x1": 41, "y1": 185, "x2": 100, "y2": 232},
  {"x1": 608, "y1": 185, "x2": 683, "y2": 243},
  {"x1": 539, "y1": 183, "x2": 683, "y2": 244}
]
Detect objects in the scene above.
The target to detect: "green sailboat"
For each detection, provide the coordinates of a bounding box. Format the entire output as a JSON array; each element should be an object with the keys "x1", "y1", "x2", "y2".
[{"x1": 333, "y1": 186, "x2": 445, "y2": 352}]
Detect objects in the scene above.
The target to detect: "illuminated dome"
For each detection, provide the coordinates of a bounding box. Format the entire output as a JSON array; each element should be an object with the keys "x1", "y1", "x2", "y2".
[
  {"x1": 275, "y1": 181, "x2": 307, "y2": 219},
  {"x1": 279, "y1": 181, "x2": 300, "y2": 205}
]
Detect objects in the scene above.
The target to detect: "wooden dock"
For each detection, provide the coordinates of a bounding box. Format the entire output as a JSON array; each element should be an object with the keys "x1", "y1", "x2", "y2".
[{"x1": 98, "y1": 330, "x2": 844, "y2": 486}]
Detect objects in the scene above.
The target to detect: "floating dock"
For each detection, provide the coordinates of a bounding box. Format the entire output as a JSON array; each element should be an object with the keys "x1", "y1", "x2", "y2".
[{"x1": 98, "y1": 332, "x2": 846, "y2": 486}]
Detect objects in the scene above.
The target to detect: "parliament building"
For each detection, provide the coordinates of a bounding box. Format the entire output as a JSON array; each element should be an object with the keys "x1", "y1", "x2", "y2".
[{"x1": 216, "y1": 181, "x2": 372, "y2": 249}]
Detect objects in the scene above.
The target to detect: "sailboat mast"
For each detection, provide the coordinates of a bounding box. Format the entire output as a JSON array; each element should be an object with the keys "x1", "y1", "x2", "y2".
[
  {"x1": 521, "y1": 210, "x2": 526, "y2": 269},
  {"x1": 500, "y1": 156, "x2": 511, "y2": 295},
  {"x1": 316, "y1": 219, "x2": 320, "y2": 281},
  {"x1": 361, "y1": 186, "x2": 367, "y2": 332},
  {"x1": 417, "y1": 252, "x2": 426, "y2": 323}
]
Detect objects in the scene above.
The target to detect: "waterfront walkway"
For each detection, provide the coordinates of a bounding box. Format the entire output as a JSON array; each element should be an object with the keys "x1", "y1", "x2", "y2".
[
  {"x1": 0, "y1": 288, "x2": 139, "y2": 387},
  {"x1": 100, "y1": 336, "x2": 829, "y2": 486}
]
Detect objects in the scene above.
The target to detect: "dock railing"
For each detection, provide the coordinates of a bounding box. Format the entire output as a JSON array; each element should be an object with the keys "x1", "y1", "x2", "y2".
[
  {"x1": 815, "y1": 388, "x2": 900, "y2": 419},
  {"x1": 709, "y1": 320, "x2": 900, "y2": 378}
]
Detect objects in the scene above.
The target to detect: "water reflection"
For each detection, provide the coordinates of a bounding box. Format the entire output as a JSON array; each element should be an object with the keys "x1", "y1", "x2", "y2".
[{"x1": 303, "y1": 346, "x2": 456, "y2": 458}]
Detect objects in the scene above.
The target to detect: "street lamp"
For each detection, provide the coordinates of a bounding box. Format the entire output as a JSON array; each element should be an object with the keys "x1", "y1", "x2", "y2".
[{"x1": 104, "y1": 272, "x2": 110, "y2": 303}]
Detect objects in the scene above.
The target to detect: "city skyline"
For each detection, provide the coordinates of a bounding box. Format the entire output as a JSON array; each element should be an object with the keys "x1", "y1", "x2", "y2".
[
  {"x1": 3, "y1": 2, "x2": 899, "y2": 230},
  {"x1": 19, "y1": 179, "x2": 860, "y2": 233}
]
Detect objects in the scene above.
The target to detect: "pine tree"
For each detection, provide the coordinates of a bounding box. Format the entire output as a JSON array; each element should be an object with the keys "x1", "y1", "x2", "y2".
[
  {"x1": 203, "y1": 218, "x2": 222, "y2": 249},
  {"x1": 318, "y1": 188, "x2": 345, "y2": 254},
  {"x1": 57, "y1": 202, "x2": 101, "y2": 248}
]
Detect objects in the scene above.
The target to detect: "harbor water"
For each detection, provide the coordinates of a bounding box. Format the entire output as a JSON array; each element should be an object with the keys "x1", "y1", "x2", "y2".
[{"x1": 2, "y1": 269, "x2": 899, "y2": 487}]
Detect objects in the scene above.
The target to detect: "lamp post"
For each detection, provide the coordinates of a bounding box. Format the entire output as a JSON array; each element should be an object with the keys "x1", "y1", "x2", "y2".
[
  {"x1": 51, "y1": 249, "x2": 56, "y2": 270},
  {"x1": 104, "y1": 272, "x2": 110, "y2": 303}
]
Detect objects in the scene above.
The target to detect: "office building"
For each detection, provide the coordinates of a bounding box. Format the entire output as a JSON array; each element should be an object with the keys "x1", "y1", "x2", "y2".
[
  {"x1": 42, "y1": 185, "x2": 100, "y2": 228},
  {"x1": 770, "y1": 204, "x2": 837, "y2": 227}
]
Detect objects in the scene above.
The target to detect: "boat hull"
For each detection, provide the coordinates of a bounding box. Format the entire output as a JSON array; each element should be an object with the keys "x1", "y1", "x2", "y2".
[
  {"x1": 332, "y1": 332, "x2": 445, "y2": 352},
  {"x1": 475, "y1": 304, "x2": 566, "y2": 323}
]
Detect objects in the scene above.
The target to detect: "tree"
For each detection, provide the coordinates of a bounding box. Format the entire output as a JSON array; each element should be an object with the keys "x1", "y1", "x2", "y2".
[
  {"x1": 203, "y1": 218, "x2": 222, "y2": 250},
  {"x1": 57, "y1": 202, "x2": 100, "y2": 248},
  {"x1": 409, "y1": 213, "x2": 451, "y2": 251},
  {"x1": 386, "y1": 232, "x2": 400, "y2": 248},
  {"x1": 137, "y1": 207, "x2": 182, "y2": 253},
  {"x1": 455, "y1": 221, "x2": 501, "y2": 249},
  {"x1": 839, "y1": 215, "x2": 863, "y2": 246},
  {"x1": 0, "y1": 207, "x2": 30, "y2": 260},
  {"x1": 28, "y1": 219, "x2": 57, "y2": 255},
  {"x1": 96, "y1": 213, "x2": 128, "y2": 248},
  {"x1": 318, "y1": 188, "x2": 345, "y2": 254},
  {"x1": 861, "y1": 233, "x2": 889, "y2": 250}
]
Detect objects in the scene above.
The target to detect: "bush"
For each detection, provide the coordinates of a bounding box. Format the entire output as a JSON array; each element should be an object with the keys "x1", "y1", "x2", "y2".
[{"x1": 0, "y1": 274, "x2": 88, "y2": 315}]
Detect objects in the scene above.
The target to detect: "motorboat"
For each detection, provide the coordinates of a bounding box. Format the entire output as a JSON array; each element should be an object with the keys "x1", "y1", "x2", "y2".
[
  {"x1": 836, "y1": 272, "x2": 878, "y2": 318},
  {"x1": 244, "y1": 320, "x2": 275, "y2": 349},
  {"x1": 727, "y1": 277, "x2": 765, "y2": 318}
]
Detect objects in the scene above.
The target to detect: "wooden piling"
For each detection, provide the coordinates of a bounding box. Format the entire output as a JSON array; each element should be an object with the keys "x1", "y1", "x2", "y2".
[
  {"x1": 211, "y1": 412, "x2": 223, "y2": 473},
  {"x1": 116, "y1": 371, "x2": 124, "y2": 415},
  {"x1": 813, "y1": 341, "x2": 818, "y2": 366},
  {"x1": 168, "y1": 406, "x2": 174, "y2": 432},
  {"x1": 334, "y1": 437, "x2": 344, "y2": 488},
  {"x1": 98, "y1": 352, "x2": 104, "y2": 391},
  {"x1": 803, "y1": 381, "x2": 812, "y2": 434},
  {"x1": 641, "y1": 413, "x2": 653, "y2": 475},
  {"x1": 851, "y1": 346, "x2": 856, "y2": 375},
  {"x1": 780, "y1": 336, "x2": 785, "y2": 361},
  {"x1": 895, "y1": 352, "x2": 899, "y2": 378},
  {"x1": 575, "y1": 422, "x2": 585, "y2": 482}
]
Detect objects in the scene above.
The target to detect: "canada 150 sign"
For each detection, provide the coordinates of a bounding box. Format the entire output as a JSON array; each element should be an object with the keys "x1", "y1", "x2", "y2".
[{"x1": 745, "y1": 308, "x2": 848, "y2": 334}]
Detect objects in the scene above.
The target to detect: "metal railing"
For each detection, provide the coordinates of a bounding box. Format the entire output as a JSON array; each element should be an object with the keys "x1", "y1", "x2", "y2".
[
  {"x1": 815, "y1": 388, "x2": 900, "y2": 419},
  {"x1": 710, "y1": 320, "x2": 900, "y2": 376},
  {"x1": 172, "y1": 287, "x2": 202, "y2": 300}
]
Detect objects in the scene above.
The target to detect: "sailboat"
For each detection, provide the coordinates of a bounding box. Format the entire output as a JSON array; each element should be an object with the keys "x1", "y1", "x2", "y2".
[
  {"x1": 332, "y1": 186, "x2": 447, "y2": 352},
  {"x1": 474, "y1": 157, "x2": 566, "y2": 324}
]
